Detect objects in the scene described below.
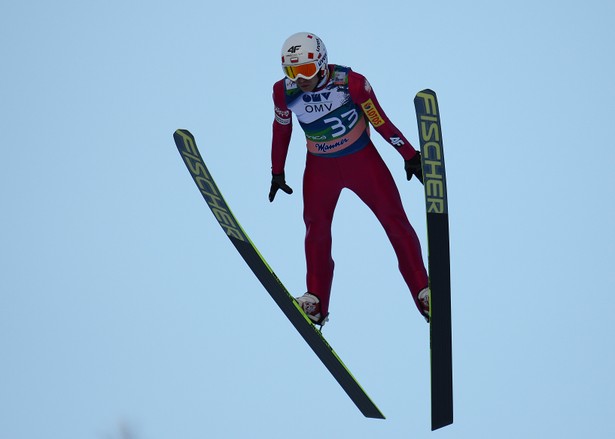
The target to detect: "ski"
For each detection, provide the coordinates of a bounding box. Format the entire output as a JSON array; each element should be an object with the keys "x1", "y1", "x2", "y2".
[
  {"x1": 173, "y1": 129, "x2": 385, "y2": 419},
  {"x1": 414, "y1": 90, "x2": 454, "y2": 430}
]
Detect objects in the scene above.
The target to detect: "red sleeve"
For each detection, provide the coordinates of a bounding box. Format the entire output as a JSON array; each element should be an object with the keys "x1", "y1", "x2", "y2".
[
  {"x1": 271, "y1": 80, "x2": 293, "y2": 174},
  {"x1": 348, "y1": 70, "x2": 418, "y2": 161}
]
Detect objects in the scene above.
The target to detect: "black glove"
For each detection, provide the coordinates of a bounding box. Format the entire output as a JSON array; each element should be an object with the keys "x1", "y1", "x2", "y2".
[
  {"x1": 268, "y1": 172, "x2": 293, "y2": 202},
  {"x1": 404, "y1": 152, "x2": 423, "y2": 184}
]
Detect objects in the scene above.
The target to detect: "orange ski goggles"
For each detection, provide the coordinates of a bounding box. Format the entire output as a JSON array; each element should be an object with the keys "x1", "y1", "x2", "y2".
[{"x1": 283, "y1": 62, "x2": 319, "y2": 81}]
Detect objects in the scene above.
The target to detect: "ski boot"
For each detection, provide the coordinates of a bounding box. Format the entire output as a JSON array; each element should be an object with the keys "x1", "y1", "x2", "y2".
[
  {"x1": 418, "y1": 287, "x2": 430, "y2": 323},
  {"x1": 295, "y1": 292, "x2": 328, "y2": 327}
]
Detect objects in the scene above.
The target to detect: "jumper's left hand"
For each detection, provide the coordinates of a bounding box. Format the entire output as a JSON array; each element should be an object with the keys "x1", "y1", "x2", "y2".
[{"x1": 405, "y1": 152, "x2": 423, "y2": 184}]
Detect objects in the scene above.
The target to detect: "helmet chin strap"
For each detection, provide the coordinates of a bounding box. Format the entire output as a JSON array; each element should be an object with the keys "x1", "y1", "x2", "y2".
[{"x1": 315, "y1": 65, "x2": 329, "y2": 89}]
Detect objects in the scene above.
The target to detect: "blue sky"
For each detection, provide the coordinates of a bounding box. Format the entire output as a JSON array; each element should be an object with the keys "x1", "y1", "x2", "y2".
[{"x1": 2, "y1": 1, "x2": 614, "y2": 438}]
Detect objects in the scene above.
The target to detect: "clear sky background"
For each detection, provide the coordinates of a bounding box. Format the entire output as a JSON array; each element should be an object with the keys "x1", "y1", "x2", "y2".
[{"x1": 2, "y1": 1, "x2": 614, "y2": 438}]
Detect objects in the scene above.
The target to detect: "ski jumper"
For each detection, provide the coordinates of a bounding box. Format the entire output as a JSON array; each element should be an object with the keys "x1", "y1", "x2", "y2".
[{"x1": 271, "y1": 64, "x2": 428, "y2": 317}]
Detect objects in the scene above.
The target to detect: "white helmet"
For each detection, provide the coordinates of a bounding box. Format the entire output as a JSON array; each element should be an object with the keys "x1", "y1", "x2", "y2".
[{"x1": 280, "y1": 32, "x2": 328, "y2": 81}]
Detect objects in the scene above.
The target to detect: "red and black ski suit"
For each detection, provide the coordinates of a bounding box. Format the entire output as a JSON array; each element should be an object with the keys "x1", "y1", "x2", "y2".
[{"x1": 271, "y1": 64, "x2": 428, "y2": 318}]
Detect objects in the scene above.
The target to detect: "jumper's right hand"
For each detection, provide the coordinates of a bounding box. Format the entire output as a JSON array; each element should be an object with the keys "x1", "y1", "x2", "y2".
[{"x1": 268, "y1": 173, "x2": 293, "y2": 202}]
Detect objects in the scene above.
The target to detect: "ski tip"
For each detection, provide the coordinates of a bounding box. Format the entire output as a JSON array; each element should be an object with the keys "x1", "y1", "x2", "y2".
[
  {"x1": 416, "y1": 88, "x2": 436, "y2": 96},
  {"x1": 173, "y1": 129, "x2": 197, "y2": 146}
]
